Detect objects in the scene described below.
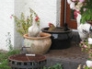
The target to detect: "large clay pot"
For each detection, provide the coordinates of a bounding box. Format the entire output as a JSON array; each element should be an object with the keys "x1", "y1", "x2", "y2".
[{"x1": 23, "y1": 32, "x2": 52, "y2": 54}]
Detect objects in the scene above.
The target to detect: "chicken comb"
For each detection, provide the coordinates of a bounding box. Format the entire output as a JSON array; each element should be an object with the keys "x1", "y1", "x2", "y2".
[{"x1": 48, "y1": 23, "x2": 52, "y2": 27}]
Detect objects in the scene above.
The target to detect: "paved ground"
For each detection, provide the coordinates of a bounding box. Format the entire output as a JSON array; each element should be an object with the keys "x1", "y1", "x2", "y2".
[{"x1": 45, "y1": 42, "x2": 88, "y2": 69}]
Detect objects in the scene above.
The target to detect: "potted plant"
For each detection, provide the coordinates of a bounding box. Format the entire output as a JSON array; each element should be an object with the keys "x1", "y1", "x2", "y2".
[
  {"x1": 12, "y1": 8, "x2": 39, "y2": 36},
  {"x1": 12, "y1": 8, "x2": 52, "y2": 54}
]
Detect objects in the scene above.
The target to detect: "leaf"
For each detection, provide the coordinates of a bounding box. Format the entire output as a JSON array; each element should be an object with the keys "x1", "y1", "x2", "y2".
[
  {"x1": 30, "y1": 8, "x2": 37, "y2": 16},
  {"x1": 21, "y1": 12, "x2": 25, "y2": 20},
  {"x1": 17, "y1": 29, "x2": 24, "y2": 36}
]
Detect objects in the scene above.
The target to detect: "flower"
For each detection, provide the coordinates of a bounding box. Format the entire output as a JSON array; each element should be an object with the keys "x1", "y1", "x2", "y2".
[
  {"x1": 79, "y1": 37, "x2": 92, "y2": 64},
  {"x1": 74, "y1": 10, "x2": 80, "y2": 19},
  {"x1": 67, "y1": 0, "x2": 92, "y2": 23},
  {"x1": 79, "y1": 38, "x2": 92, "y2": 68},
  {"x1": 86, "y1": 60, "x2": 92, "y2": 68},
  {"x1": 88, "y1": 38, "x2": 92, "y2": 44},
  {"x1": 10, "y1": 15, "x2": 13, "y2": 19},
  {"x1": 79, "y1": 0, "x2": 85, "y2": 2},
  {"x1": 80, "y1": 37, "x2": 92, "y2": 50}
]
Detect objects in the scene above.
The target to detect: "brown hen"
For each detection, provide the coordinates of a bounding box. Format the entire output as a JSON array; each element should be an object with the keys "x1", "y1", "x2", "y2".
[{"x1": 48, "y1": 23, "x2": 56, "y2": 31}]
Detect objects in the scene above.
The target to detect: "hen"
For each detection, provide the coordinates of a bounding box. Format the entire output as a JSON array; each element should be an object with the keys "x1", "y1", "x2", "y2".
[
  {"x1": 74, "y1": 10, "x2": 92, "y2": 41},
  {"x1": 28, "y1": 15, "x2": 40, "y2": 37},
  {"x1": 48, "y1": 23, "x2": 56, "y2": 31}
]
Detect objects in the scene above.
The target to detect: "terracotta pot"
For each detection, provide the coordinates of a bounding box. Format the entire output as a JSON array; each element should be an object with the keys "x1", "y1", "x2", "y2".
[{"x1": 23, "y1": 32, "x2": 52, "y2": 54}]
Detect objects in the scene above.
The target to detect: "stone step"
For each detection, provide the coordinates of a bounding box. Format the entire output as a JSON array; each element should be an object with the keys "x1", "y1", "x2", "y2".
[{"x1": 45, "y1": 44, "x2": 88, "y2": 69}]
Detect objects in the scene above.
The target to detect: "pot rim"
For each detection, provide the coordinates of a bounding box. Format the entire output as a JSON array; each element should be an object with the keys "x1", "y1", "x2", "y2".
[
  {"x1": 23, "y1": 32, "x2": 51, "y2": 40},
  {"x1": 41, "y1": 27, "x2": 72, "y2": 34},
  {"x1": 8, "y1": 54, "x2": 46, "y2": 62}
]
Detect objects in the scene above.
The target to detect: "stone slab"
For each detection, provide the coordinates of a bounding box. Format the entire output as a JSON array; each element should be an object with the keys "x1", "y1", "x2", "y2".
[{"x1": 45, "y1": 43, "x2": 88, "y2": 69}]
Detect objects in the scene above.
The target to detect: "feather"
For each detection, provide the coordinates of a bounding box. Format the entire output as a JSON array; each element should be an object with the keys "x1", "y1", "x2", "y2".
[{"x1": 77, "y1": 23, "x2": 91, "y2": 41}]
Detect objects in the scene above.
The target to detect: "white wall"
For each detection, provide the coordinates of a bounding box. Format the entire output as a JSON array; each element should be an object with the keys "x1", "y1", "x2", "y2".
[
  {"x1": 23, "y1": 0, "x2": 61, "y2": 28},
  {"x1": 56, "y1": 0, "x2": 61, "y2": 27},
  {"x1": 14, "y1": 0, "x2": 25, "y2": 49},
  {"x1": 0, "y1": 0, "x2": 61, "y2": 50},
  {"x1": 0, "y1": 0, "x2": 14, "y2": 50}
]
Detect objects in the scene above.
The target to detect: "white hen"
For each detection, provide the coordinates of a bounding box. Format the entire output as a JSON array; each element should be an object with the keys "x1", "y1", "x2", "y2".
[
  {"x1": 78, "y1": 23, "x2": 91, "y2": 41},
  {"x1": 28, "y1": 14, "x2": 40, "y2": 37},
  {"x1": 75, "y1": 10, "x2": 92, "y2": 41}
]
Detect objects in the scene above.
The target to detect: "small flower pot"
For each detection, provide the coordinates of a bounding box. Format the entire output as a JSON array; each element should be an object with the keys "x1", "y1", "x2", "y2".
[{"x1": 23, "y1": 32, "x2": 52, "y2": 54}]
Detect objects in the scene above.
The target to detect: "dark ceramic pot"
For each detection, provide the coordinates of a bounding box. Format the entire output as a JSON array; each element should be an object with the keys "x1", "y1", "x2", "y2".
[{"x1": 42, "y1": 27, "x2": 72, "y2": 49}]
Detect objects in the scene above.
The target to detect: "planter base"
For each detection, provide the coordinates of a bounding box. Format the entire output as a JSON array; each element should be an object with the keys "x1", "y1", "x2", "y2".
[{"x1": 8, "y1": 54, "x2": 46, "y2": 69}]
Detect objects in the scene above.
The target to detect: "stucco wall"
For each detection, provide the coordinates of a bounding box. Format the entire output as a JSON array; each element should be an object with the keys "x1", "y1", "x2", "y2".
[
  {"x1": 0, "y1": 0, "x2": 14, "y2": 50},
  {"x1": 14, "y1": 0, "x2": 25, "y2": 50},
  {"x1": 24, "y1": 0, "x2": 58, "y2": 28},
  {"x1": 0, "y1": 0, "x2": 61, "y2": 50}
]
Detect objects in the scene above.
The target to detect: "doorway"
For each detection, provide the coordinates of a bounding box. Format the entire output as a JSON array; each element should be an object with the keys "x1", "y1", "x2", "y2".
[{"x1": 60, "y1": 0, "x2": 77, "y2": 29}]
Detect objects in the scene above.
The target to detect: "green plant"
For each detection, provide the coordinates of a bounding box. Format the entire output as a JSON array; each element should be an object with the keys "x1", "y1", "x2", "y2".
[
  {"x1": 68, "y1": 0, "x2": 92, "y2": 24},
  {"x1": 12, "y1": 8, "x2": 40, "y2": 36},
  {"x1": 43, "y1": 63, "x2": 63, "y2": 69},
  {"x1": 77, "y1": 64, "x2": 92, "y2": 69},
  {"x1": 0, "y1": 32, "x2": 63, "y2": 69},
  {"x1": 84, "y1": 66, "x2": 91, "y2": 69},
  {"x1": 80, "y1": 0, "x2": 92, "y2": 23},
  {"x1": 80, "y1": 40, "x2": 91, "y2": 53},
  {"x1": 0, "y1": 50, "x2": 20, "y2": 69},
  {"x1": 0, "y1": 32, "x2": 20, "y2": 69},
  {"x1": 79, "y1": 36, "x2": 92, "y2": 61}
]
